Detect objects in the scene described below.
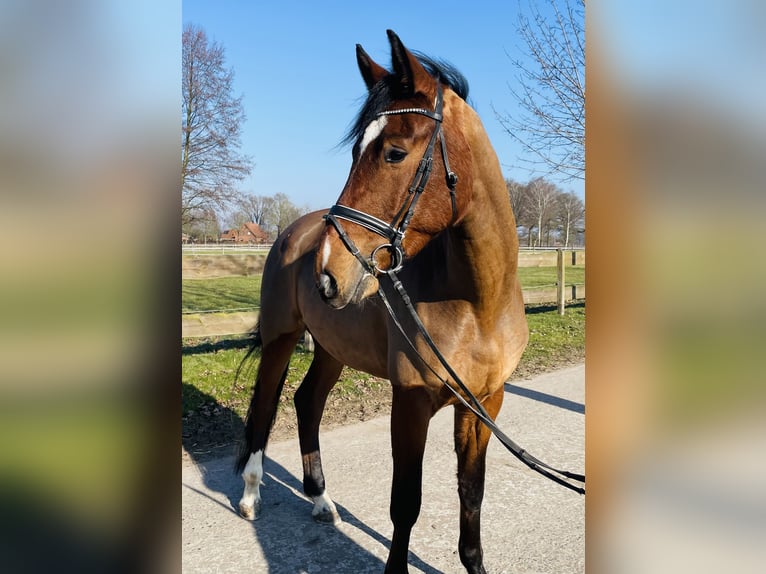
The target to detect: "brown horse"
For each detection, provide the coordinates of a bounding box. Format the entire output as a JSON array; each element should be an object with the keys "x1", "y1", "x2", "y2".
[{"x1": 236, "y1": 30, "x2": 528, "y2": 574}]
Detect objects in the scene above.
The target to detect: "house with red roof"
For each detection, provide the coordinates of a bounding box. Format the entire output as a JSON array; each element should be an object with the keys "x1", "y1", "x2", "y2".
[{"x1": 219, "y1": 222, "x2": 269, "y2": 244}]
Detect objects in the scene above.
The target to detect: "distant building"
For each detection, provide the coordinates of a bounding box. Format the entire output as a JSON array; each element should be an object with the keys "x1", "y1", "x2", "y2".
[{"x1": 219, "y1": 222, "x2": 269, "y2": 244}]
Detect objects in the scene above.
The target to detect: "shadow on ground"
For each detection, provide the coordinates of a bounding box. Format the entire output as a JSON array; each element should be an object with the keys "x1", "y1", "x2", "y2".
[
  {"x1": 182, "y1": 385, "x2": 440, "y2": 573},
  {"x1": 182, "y1": 382, "x2": 245, "y2": 461},
  {"x1": 505, "y1": 383, "x2": 585, "y2": 415},
  {"x1": 182, "y1": 335, "x2": 255, "y2": 356}
]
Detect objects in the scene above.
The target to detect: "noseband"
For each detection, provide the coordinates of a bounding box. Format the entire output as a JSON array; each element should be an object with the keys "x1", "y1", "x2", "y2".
[{"x1": 324, "y1": 82, "x2": 458, "y2": 274}]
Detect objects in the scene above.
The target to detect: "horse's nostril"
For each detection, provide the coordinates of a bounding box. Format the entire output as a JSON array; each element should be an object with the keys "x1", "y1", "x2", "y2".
[{"x1": 317, "y1": 273, "x2": 338, "y2": 300}]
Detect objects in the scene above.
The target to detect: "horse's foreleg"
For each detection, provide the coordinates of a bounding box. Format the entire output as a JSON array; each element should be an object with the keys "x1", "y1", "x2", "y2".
[
  {"x1": 453, "y1": 386, "x2": 504, "y2": 574},
  {"x1": 294, "y1": 343, "x2": 343, "y2": 524},
  {"x1": 237, "y1": 331, "x2": 301, "y2": 520},
  {"x1": 385, "y1": 386, "x2": 433, "y2": 574}
]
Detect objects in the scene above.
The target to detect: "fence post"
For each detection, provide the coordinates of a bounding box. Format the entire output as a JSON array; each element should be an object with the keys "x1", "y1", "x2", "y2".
[{"x1": 557, "y1": 248, "x2": 565, "y2": 315}]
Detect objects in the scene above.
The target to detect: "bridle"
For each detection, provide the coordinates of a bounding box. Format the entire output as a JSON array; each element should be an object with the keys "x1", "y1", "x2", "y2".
[
  {"x1": 322, "y1": 79, "x2": 585, "y2": 494},
  {"x1": 323, "y1": 81, "x2": 458, "y2": 275}
]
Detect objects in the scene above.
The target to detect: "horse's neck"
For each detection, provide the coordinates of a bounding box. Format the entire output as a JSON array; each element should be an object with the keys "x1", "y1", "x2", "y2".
[
  {"x1": 448, "y1": 123, "x2": 519, "y2": 312},
  {"x1": 450, "y1": 194, "x2": 518, "y2": 304}
]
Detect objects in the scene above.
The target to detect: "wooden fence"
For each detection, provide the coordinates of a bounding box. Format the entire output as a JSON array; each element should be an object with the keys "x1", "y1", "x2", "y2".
[
  {"x1": 182, "y1": 248, "x2": 583, "y2": 338},
  {"x1": 519, "y1": 249, "x2": 586, "y2": 314}
]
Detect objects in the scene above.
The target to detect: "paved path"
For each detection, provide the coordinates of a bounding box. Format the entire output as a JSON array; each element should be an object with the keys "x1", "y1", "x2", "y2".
[{"x1": 182, "y1": 365, "x2": 584, "y2": 573}]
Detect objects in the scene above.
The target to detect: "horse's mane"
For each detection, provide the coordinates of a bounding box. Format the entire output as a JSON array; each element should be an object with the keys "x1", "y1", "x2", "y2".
[
  {"x1": 415, "y1": 52, "x2": 470, "y2": 102},
  {"x1": 343, "y1": 52, "x2": 470, "y2": 154}
]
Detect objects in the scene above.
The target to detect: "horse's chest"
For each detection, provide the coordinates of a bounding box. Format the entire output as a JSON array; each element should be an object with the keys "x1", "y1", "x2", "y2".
[{"x1": 386, "y1": 313, "x2": 525, "y2": 396}]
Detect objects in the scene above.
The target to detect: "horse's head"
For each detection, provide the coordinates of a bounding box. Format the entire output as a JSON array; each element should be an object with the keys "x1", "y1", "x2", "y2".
[{"x1": 316, "y1": 30, "x2": 473, "y2": 308}]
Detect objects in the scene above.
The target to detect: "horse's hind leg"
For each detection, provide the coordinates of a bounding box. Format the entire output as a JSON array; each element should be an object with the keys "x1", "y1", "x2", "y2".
[
  {"x1": 294, "y1": 342, "x2": 343, "y2": 524},
  {"x1": 237, "y1": 331, "x2": 301, "y2": 520},
  {"x1": 453, "y1": 386, "x2": 504, "y2": 574}
]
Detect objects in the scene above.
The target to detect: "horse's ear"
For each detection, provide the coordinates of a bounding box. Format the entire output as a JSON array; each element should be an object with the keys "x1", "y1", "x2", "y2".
[
  {"x1": 356, "y1": 44, "x2": 388, "y2": 90},
  {"x1": 387, "y1": 29, "x2": 431, "y2": 98}
]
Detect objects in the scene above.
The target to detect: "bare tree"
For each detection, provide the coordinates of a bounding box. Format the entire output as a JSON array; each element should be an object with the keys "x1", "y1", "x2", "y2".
[
  {"x1": 264, "y1": 193, "x2": 309, "y2": 238},
  {"x1": 554, "y1": 191, "x2": 585, "y2": 248},
  {"x1": 182, "y1": 24, "x2": 252, "y2": 226},
  {"x1": 223, "y1": 208, "x2": 250, "y2": 231},
  {"x1": 506, "y1": 177, "x2": 525, "y2": 219},
  {"x1": 237, "y1": 193, "x2": 271, "y2": 227},
  {"x1": 224, "y1": 193, "x2": 272, "y2": 232},
  {"x1": 495, "y1": 0, "x2": 584, "y2": 181},
  {"x1": 225, "y1": 192, "x2": 309, "y2": 239},
  {"x1": 185, "y1": 207, "x2": 221, "y2": 244},
  {"x1": 525, "y1": 177, "x2": 560, "y2": 247},
  {"x1": 506, "y1": 178, "x2": 532, "y2": 244}
]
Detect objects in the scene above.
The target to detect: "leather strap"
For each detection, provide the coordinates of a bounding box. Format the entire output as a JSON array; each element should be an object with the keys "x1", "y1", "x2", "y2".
[
  {"x1": 379, "y1": 269, "x2": 586, "y2": 495},
  {"x1": 327, "y1": 204, "x2": 403, "y2": 244}
]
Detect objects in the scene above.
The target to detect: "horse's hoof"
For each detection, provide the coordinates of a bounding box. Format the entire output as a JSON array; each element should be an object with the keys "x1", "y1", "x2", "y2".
[
  {"x1": 238, "y1": 499, "x2": 261, "y2": 521},
  {"x1": 312, "y1": 508, "x2": 341, "y2": 525},
  {"x1": 311, "y1": 492, "x2": 341, "y2": 525}
]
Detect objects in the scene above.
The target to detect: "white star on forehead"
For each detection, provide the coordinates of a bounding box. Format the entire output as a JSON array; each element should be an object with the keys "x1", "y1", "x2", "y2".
[{"x1": 358, "y1": 115, "x2": 388, "y2": 155}]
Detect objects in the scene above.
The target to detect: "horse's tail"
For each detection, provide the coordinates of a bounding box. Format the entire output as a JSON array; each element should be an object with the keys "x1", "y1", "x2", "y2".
[
  {"x1": 234, "y1": 321, "x2": 289, "y2": 474},
  {"x1": 234, "y1": 320, "x2": 263, "y2": 380}
]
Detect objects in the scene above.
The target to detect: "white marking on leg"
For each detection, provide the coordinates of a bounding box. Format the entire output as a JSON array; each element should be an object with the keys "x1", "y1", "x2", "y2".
[
  {"x1": 358, "y1": 115, "x2": 388, "y2": 156},
  {"x1": 238, "y1": 450, "x2": 263, "y2": 520},
  {"x1": 321, "y1": 239, "x2": 332, "y2": 272},
  {"x1": 311, "y1": 490, "x2": 341, "y2": 524}
]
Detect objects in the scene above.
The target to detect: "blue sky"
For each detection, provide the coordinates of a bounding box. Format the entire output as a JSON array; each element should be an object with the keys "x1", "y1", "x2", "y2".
[{"x1": 183, "y1": 1, "x2": 584, "y2": 211}]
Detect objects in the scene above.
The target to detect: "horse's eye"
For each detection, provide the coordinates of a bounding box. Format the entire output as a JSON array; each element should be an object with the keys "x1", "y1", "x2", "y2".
[{"x1": 385, "y1": 147, "x2": 407, "y2": 164}]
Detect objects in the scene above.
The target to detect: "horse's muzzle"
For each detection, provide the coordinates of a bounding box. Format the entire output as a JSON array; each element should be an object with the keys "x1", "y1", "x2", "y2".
[{"x1": 316, "y1": 268, "x2": 378, "y2": 310}]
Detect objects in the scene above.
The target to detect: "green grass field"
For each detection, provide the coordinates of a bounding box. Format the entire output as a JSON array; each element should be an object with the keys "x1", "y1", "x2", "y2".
[
  {"x1": 182, "y1": 276, "x2": 262, "y2": 313},
  {"x1": 182, "y1": 303, "x2": 585, "y2": 419},
  {"x1": 518, "y1": 264, "x2": 584, "y2": 288},
  {"x1": 182, "y1": 342, "x2": 388, "y2": 419},
  {"x1": 182, "y1": 266, "x2": 584, "y2": 313}
]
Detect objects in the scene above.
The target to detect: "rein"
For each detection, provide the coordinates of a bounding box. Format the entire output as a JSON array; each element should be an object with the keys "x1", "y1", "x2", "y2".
[
  {"x1": 323, "y1": 80, "x2": 585, "y2": 495},
  {"x1": 377, "y1": 270, "x2": 586, "y2": 495}
]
